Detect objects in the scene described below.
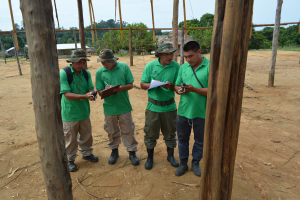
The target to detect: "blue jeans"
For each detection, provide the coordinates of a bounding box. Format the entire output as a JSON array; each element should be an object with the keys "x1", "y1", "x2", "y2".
[{"x1": 177, "y1": 115, "x2": 205, "y2": 161}]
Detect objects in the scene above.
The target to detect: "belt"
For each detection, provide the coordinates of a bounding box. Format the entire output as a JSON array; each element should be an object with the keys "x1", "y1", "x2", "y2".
[{"x1": 148, "y1": 97, "x2": 175, "y2": 106}]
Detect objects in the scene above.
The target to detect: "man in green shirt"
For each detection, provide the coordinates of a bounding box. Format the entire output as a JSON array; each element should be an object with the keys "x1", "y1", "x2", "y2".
[
  {"x1": 60, "y1": 49, "x2": 98, "y2": 172},
  {"x1": 95, "y1": 49, "x2": 139, "y2": 166},
  {"x1": 140, "y1": 43, "x2": 180, "y2": 170},
  {"x1": 174, "y1": 41, "x2": 209, "y2": 177}
]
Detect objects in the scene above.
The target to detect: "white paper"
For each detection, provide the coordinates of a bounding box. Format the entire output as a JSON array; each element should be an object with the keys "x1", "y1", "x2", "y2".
[{"x1": 147, "y1": 80, "x2": 168, "y2": 90}]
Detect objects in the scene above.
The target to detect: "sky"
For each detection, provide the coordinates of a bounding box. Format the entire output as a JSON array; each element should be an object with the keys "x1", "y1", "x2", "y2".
[{"x1": 0, "y1": 0, "x2": 299, "y2": 32}]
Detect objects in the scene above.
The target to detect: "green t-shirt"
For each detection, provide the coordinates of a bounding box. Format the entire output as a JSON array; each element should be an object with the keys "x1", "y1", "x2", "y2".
[
  {"x1": 95, "y1": 62, "x2": 134, "y2": 116},
  {"x1": 175, "y1": 57, "x2": 210, "y2": 119},
  {"x1": 141, "y1": 59, "x2": 180, "y2": 113},
  {"x1": 60, "y1": 65, "x2": 94, "y2": 122}
]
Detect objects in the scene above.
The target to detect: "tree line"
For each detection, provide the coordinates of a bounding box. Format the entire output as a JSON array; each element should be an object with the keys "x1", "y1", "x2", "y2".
[{"x1": 1, "y1": 15, "x2": 299, "y2": 56}]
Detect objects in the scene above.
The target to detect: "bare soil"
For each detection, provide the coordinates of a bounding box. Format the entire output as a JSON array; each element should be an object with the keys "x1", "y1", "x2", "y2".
[{"x1": 0, "y1": 50, "x2": 299, "y2": 200}]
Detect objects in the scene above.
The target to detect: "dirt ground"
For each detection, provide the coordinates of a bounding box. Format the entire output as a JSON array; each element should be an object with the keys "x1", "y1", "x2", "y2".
[{"x1": 0, "y1": 50, "x2": 299, "y2": 200}]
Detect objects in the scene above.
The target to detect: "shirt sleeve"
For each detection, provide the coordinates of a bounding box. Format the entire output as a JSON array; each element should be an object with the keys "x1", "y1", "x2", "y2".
[
  {"x1": 95, "y1": 69, "x2": 105, "y2": 91},
  {"x1": 125, "y1": 64, "x2": 134, "y2": 84},
  {"x1": 87, "y1": 70, "x2": 94, "y2": 90},
  {"x1": 175, "y1": 65, "x2": 183, "y2": 86},
  {"x1": 60, "y1": 70, "x2": 71, "y2": 94},
  {"x1": 141, "y1": 64, "x2": 151, "y2": 83}
]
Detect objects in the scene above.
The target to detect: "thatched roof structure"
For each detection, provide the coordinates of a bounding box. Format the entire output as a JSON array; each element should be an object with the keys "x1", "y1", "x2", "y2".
[{"x1": 156, "y1": 30, "x2": 194, "y2": 45}]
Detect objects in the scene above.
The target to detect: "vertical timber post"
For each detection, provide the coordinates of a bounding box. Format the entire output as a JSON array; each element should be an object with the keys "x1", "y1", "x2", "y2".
[
  {"x1": 150, "y1": 0, "x2": 156, "y2": 42},
  {"x1": 129, "y1": 28, "x2": 133, "y2": 66},
  {"x1": 20, "y1": 0, "x2": 73, "y2": 199},
  {"x1": 0, "y1": 38, "x2": 6, "y2": 64},
  {"x1": 180, "y1": 27, "x2": 184, "y2": 65},
  {"x1": 172, "y1": 0, "x2": 179, "y2": 61},
  {"x1": 182, "y1": 0, "x2": 188, "y2": 40},
  {"x1": 88, "y1": 0, "x2": 95, "y2": 44},
  {"x1": 268, "y1": 0, "x2": 283, "y2": 87},
  {"x1": 77, "y1": 0, "x2": 87, "y2": 69},
  {"x1": 73, "y1": 30, "x2": 78, "y2": 49},
  {"x1": 11, "y1": 31, "x2": 22, "y2": 75},
  {"x1": 118, "y1": 0, "x2": 124, "y2": 43},
  {"x1": 199, "y1": 0, "x2": 254, "y2": 199},
  {"x1": 8, "y1": 0, "x2": 19, "y2": 50}
]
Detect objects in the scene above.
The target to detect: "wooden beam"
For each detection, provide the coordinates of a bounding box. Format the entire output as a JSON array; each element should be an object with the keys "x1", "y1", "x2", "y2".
[
  {"x1": 183, "y1": 0, "x2": 187, "y2": 40},
  {"x1": 88, "y1": 0, "x2": 95, "y2": 44},
  {"x1": 20, "y1": 1, "x2": 73, "y2": 199},
  {"x1": 8, "y1": 0, "x2": 19, "y2": 50},
  {"x1": 73, "y1": 30, "x2": 77, "y2": 49},
  {"x1": 11, "y1": 31, "x2": 22, "y2": 75},
  {"x1": 90, "y1": 0, "x2": 98, "y2": 45},
  {"x1": 150, "y1": 0, "x2": 156, "y2": 42},
  {"x1": 180, "y1": 27, "x2": 184, "y2": 65},
  {"x1": 199, "y1": 0, "x2": 254, "y2": 199},
  {"x1": 250, "y1": 0, "x2": 254, "y2": 38},
  {"x1": 129, "y1": 27, "x2": 133, "y2": 66},
  {"x1": 172, "y1": 0, "x2": 179, "y2": 61},
  {"x1": 268, "y1": 0, "x2": 283, "y2": 87},
  {"x1": 77, "y1": 0, "x2": 87, "y2": 69},
  {"x1": 118, "y1": 0, "x2": 123, "y2": 43},
  {"x1": 0, "y1": 38, "x2": 6, "y2": 64},
  {"x1": 53, "y1": 0, "x2": 60, "y2": 29}
]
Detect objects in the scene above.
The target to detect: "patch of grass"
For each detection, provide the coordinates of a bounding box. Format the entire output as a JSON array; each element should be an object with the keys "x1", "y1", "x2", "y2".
[
  {"x1": 277, "y1": 45, "x2": 300, "y2": 51},
  {"x1": 0, "y1": 57, "x2": 27, "y2": 63}
]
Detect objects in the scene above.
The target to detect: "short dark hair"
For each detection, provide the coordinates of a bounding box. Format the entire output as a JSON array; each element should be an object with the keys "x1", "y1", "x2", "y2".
[{"x1": 183, "y1": 41, "x2": 200, "y2": 53}]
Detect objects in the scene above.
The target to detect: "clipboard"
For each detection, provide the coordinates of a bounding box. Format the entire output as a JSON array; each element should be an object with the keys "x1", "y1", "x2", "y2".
[{"x1": 101, "y1": 84, "x2": 121, "y2": 99}]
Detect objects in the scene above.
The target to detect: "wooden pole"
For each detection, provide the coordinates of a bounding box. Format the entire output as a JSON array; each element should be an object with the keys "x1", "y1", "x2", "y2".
[
  {"x1": 11, "y1": 31, "x2": 22, "y2": 75},
  {"x1": 172, "y1": 0, "x2": 179, "y2": 61},
  {"x1": 73, "y1": 30, "x2": 77, "y2": 49},
  {"x1": 77, "y1": 0, "x2": 87, "y2": 69},
  {"x1": 183, "y1": 0, "x2": 188, "y2": 40},
  {"x1": 90, "y1": 0, "x2": 98, "y2": 45},
  {"x1": 129, "y1": 27, "x2": 133, "y2": 66},
  {"x1": 199, "y1": 0, "x2": 254, "y2": 199},
  {"x1": 118, "y1": 0, "x2": 124, "y2": 43},
  {"x1": 20, "y1": 1, "x2": 73, "y2": 199},
  {"x1": 180, "y1": 28, "x2": 184, "y2": 65},
  {"x1": 8, "y1": 0, "x2": 19, "y2": 50},
  {"x1": 88, "y1": 0, "x2": 95, "y2": 44},
  {"x1": 0, "y1": 38, "x2": 6, "y2": 64},
  {"x1": 299, "y1": 21, "x2": 300, "y2": 34},
  {"x1": 268, "y1": 0, "x2": 283, "y2": 87},
  {"x1": 250, "y1": 0, "x2": 254, "y2": 38},
  {"x1": 53, "y1": 0, "x2": 60, "y2": 29},
  {"x1": 115, "y1": 0, "x2": 117, "y2": 22},
  {"x1": 150, "y1": 0, "x2": 156, "y2": 42}
]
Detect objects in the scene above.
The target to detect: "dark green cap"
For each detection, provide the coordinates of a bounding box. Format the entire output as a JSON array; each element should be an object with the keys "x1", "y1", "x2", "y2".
[
  {"x1": 155, "y1": 43, "x2": 177, "y2": 57},
  {"x1": 97, "y1": 49, "x2": 119, "y2": 63},
  {"x1": 66, "y1": 49, "x2": 90, "y2": 63}
]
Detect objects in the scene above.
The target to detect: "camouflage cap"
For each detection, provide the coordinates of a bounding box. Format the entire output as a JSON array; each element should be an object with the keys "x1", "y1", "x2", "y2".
[
  {"x1": 66, "y1": 49, "x2": 90, "y2": 63},
  {"x1": 155, "y1": 43, "x2": 177, "y2": 57},
  {"x1": 97, "y1": 49, "x2": 119, "y2": 63}
]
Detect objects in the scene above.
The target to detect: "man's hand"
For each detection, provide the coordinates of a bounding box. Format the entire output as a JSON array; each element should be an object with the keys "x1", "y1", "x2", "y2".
[
  {"x1": 161, "y1": 81, "x2": 171, "y2": 89},
  {"x1": 181, "y1": 84, "x2": 194, "y2": 95},
  {"x1": 105, "y1": 85, "x2": 112, "y2": 89},
  {"x1": 113, "y1": 85, "x2": 123, "y2": 93},
  {"x1": 85, "y1": 92, "x2": 94, "y2": 100}
]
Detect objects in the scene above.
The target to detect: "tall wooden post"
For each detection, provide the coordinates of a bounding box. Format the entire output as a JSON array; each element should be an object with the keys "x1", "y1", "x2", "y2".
[
  {"x1": 199, "y1": 0, "x2": 254, "y2": 199},
  {"x1": 90, "y1": 0, "x2": 98, "y2": 45},
  {"x1": 150, "y1": 0, "x2": 156, "y2": 42},
  {"x1": 182, "y1": 0, "x2": 188, "y2": 40},
  {"x1": 268, "y1": 0, "x2": 283, "y2": 87},
  {"x1": 77, "y1": 0, "x2": 87, "y2": 69},
  {"x1": 0, "y1": 38, "x2": 6, "y2": 64},
  {"x1": 53, "y1": 0, "x2": 60, "y2": 29},
  {"x1": 172, "y1": 0, "x2": 179, "y2": 61},
  {"x1": 88, "y1": 0, "x2": 95, "y2": 44},
  {"x1": 180, "y1": 27, "x2": 184, "y2": 65},
  {"x1": 129, "y1": 28, "x2": 133, "y2": 66},
  {"x1": 20, "y1": 0, "x2": 73, "y2": 199},
  {"x1": 11, "y1": 31, "x2": 22, "y2": 75},
  {"x1": 73, "y1": 30, "x2": 77, "y2": 49},
  {"x1": 8, "y1": 0, "x2": 19, "y2": 50},
  {"x1": 118, "y1": 0, "x2": 124, "y2": 43}
]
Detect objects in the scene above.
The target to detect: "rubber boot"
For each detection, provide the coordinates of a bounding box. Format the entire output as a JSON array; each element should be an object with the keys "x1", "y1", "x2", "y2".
[
  {"x1": 68, "y1": 161, "x2": 77, "y2": 172},
  {"x1": 145, "y1": 148, "x2": 154, "y2": 170},
  {"x1": 166, "y1": 147, "x2": 179, "y2": 167},
  {"x1": 175, "y1": 158, "x2": 188, "y2": 176},
  {"x1": 108, "y1": 148, "x2": 119, "y2": 165},
  {"x1": 129, "y1": 151, "x2": 140, "y2": 166},
  {"x1": 191, "y1": 159, "x2": 201, "y2": 176}
]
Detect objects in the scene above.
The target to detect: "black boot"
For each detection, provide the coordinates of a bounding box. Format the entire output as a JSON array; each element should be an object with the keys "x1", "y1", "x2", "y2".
[
  {"x1": 129, "y1": 151, "x2": 140, "y2": 166},
  {"x1": 191, "y1": 159, "x2": 201, "y2": 176},
  {"x1": 68, "y1": 161, "x2": 77, "y2": 172},
  {"x1": 145, "y1": 148, "x2": 154, "y2": 170},
  {"x1": 167, "y1": 147, "x2": 179, "y2": 167},
  {"x1": 108, "y1": 148, "x2": 119, "y2": 165},
  {"x1": 175, "y1": 158, "x2": 188, "y2": 176}
]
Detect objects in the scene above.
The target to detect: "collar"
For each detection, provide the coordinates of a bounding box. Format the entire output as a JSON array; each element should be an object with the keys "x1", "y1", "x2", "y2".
[
  {"x1": 69, "y1": 64, "x2": 83, "y2": 75},
  {"x1": 190, "y1": 56, "x2": 208, "y2": 71},
  {"x1": 156, "y1": 58, "x2": 173, "y2": 68},
  {"x1": 102, "y1": 61, "x2": 120, "y2": 71}
]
